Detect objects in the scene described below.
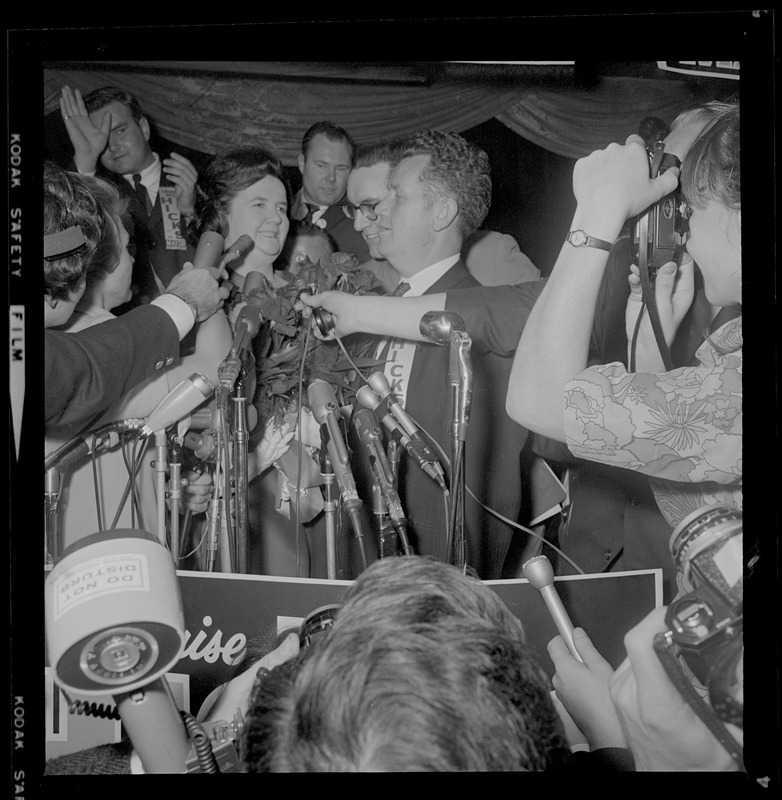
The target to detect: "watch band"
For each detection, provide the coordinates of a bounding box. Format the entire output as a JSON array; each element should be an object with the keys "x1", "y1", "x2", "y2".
[{"x1": 566, "y1": 229, "x2": 613, "y2": 252}]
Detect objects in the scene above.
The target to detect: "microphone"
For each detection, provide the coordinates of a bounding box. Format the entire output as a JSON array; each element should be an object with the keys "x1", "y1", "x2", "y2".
[
  {"x1": 307, "y1": 379, "x2": 368, "y2": 541},
  {"x1": 419, "y1": 312, "x2": 472, "y2": 441},
  {"x1": 356, "y1": 384, "x2": 446, "y2": 489},
  {"x1": 223, "y1": 234, "x2": 254, "y2": 268},
  {"x1": 192, "y1": 231, "x2": 226, "y2": 272},
  {"x1": 352, "y1": 407, "x2": 410, "y2": 547},
  {"x1": 44, "y1": 418, "x2": 146, "y2": 473},
  {"x1": 522, "y1": 555, "x2": 583, "y2": 662},
  {"x1": 418, "y1": 310, "x2": 466, "y2": 346},
  {"x1": 141, "y1": 373, "x2": 215, "y2": 436},
  {"x1": 233, "y1": 270, "x2": 266, "y2": 339}
]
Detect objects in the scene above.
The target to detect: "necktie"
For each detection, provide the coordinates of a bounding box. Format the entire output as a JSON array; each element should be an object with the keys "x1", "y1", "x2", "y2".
[
  {"x1": 133, "y1": 173, "x2": 152, "y2": 216},
  {"x1": 303, "y1": 203, "x2": 319, "y2": 224},
  {"x1": 391, "y1": 280, "x2": 410, "y2": 297}
]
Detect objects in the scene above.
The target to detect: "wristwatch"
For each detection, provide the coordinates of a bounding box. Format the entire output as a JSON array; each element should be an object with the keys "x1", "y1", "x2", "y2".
[{"x1": 565, "y1": 229, "x2": 613, "y2": 252}]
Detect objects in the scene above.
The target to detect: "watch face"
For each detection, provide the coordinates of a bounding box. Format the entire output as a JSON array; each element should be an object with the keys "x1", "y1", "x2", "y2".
[{"x1": 569, "y1": 230, "x2": 586, "y2": 246}]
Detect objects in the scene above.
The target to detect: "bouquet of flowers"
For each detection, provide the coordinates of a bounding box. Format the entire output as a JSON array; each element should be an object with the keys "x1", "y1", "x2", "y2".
[{"x1": 232, "y1": 251, "x2": 388, "y2": 432}]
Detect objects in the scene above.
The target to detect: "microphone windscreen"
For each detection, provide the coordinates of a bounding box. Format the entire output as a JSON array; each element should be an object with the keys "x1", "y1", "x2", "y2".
[
  {"x1": 307, "y1": 379, "x2": 337, "y2": 425},
  {"x1": 242, "y1": 270, "x2": 267, "y2": 299},
  {"x1": 193, "y1": 231, "x2": 226, "y2": 271},
  {"x1": 230, "y1": 234, "x2": 254, "y2": 258}
]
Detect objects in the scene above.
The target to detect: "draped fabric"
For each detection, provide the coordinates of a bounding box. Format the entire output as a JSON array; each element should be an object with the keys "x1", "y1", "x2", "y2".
[
  {"x1": 44, "y1": 66, "x2": 701, "y2": 164},
  {"x1": 496, "y1": 77, "x2": 701, "y2": 158}
]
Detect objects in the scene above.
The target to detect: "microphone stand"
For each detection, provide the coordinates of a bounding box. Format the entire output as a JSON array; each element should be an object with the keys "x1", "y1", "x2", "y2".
[
  {"x1": 168, "y1": 435, "x2": 183, "y2": 565},
  {"x1": 154, "y1": 431, "x2": 169, "y2": 547},
  {"x1": 232, "y1": 384, "x2": 249, "y2": 574},
  {"x1": 448, "y1": 331, "x2": 472, "y2": 571},
  {"x1": 44, "y1": 469, "x2": 61, "y2": 565},
  {"x1": 318, "y1": 425, "x2": 339, "y2": 580}
]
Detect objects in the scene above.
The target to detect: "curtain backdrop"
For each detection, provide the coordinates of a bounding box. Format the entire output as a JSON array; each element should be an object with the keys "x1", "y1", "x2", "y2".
[{"x1": 44, "y1": 67, "x2": 701, "y2": 164}]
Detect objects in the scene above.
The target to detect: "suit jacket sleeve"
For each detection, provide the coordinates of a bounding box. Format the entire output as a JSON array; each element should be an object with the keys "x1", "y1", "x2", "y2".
[
  {"x1": 444, "y1": 279, "x2": 546, "y2": 356},
  {"x1": 45, "y1": 304, "x2": 181, "y2": 429}
]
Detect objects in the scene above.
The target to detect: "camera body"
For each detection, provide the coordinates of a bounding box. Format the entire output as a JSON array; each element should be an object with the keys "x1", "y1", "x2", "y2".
[
  {"x1": 655, "y1": 506, "x2": 743, "y2": 726},
  {"x1": 632, "y1": 143, "x2": 690, "y2": 283}
]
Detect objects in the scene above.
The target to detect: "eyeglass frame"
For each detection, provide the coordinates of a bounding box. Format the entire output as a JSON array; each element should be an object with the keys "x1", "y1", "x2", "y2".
[{"x1": 341, "y1": 199, "x2": 383, "y2": 222}]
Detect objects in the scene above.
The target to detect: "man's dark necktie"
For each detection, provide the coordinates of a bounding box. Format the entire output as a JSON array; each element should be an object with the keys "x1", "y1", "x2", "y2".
[
  {"x1": 133, "y1": 173, "x2": 152, "y2": 216},
  {"x1": 303, "y1": 203, "x2": 319, "y2": 224},
  {"x1": 390, "y1": 280, "x2": 410, "y2": 297}
]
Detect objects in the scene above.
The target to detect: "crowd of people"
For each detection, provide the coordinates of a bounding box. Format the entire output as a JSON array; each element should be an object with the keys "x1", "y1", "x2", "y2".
[{"x1": 42, "y1": 82, "x2": 744, "y2": 774}]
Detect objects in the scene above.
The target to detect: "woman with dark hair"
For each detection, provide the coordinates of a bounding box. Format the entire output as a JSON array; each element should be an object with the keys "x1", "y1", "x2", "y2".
[
  {"x1": 183, "y1": 146, "x2": 350, "y2": 577},
  {"x1": 189, "y1": 146, "x2": 291, "y2": 292}
]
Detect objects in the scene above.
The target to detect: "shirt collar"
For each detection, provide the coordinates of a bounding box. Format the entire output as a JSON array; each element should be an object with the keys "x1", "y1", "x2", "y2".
[
  {"x1": 122, "y1": 152, "x2": 161, "y2": 185},
  {"x1": 404, "y1": 254, "x2": 460, "y2": 296}
]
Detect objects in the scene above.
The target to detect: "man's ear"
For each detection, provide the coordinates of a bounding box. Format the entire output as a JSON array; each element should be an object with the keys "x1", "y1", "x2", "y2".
[
  {"x1": 432, "y1": 197, "x2": 458, "y2": 232},
  {"x1": 44, "y1": 293, "x2": 58, "y2": 309},
  {"x1": 139, "y1": 116, "x2": 151, "y2": 142},
  {"x1": 297, "y1": 153, "x2": 306, "y2": 176}
]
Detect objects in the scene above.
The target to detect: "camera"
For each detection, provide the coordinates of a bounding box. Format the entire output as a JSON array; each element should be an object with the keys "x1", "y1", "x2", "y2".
[
  {"x1": 632, "y1": 142, "x2": 691, "y2": 284},
  {"x1": 654, "y1": 505, "x2": 743, "y2": 727}
]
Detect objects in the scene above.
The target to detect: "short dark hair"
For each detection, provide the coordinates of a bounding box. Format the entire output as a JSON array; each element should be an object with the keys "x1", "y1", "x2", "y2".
[
  {"x1": 301, "y1": 121, "x2": 356, "y2": 163},
  {"x1": 276, "y1": 220, "x2": 336, "y2": 269},
  {"x1": 353, "y1": 139, "x2": 405, "y2": 171},
  {"x1": 398, "y1": 130, "x2": 492, "y2": 239},
  {"x1": 83, "y1": 85, "x2": 145, "y2": 123},
  {"x1": 43, "y1": 162, "x2": 125, "y2": 300},
  {"x1": 189, "y1": 146, "x2": 288, "y2": 242},
  {"x1": 242, "y1": 556, "x2": 569, "y2": 772}
]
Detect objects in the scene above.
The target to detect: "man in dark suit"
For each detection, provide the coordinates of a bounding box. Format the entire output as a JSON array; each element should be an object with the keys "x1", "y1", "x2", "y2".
[
  {"x1": 289, "y1": 121, "x2": 371, "y2": 265},
  {"x1": 311, "y1": 130, "x2": 532, "y2": 579},
  {"x1": 59, "y1": 85, "x2": 197, "y2": 309}
]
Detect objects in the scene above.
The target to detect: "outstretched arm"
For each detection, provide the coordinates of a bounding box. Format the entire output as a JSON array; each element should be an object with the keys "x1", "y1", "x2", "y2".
[{"x1": 506, "y1": 136, "x2": 678, "y2": 442}]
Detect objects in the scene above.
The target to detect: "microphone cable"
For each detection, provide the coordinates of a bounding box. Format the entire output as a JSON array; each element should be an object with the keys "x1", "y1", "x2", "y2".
[
  {"x1": 415, "y1": 416, "x2": 587, "y2": 576},
  {"x1": 312, "y1": 325, "x2": 587, "y2": 573}
]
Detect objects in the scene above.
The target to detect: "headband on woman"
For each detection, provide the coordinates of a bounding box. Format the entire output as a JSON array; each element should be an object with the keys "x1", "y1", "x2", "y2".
[{"x1": 44, "y1": 226, "x2": 87, "y2": 261}]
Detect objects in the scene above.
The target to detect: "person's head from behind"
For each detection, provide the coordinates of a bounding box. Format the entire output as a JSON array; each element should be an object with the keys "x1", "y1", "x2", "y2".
[
  {"x1": 77, "y1": 175, "x2": 134, "y2": 312},
  {"x1": 191, "y1": 146, "x2": 290, "y2": 273},
  {"x1": 277, "y1": 220, "x2": 336, "y2": 275},
  {"x1": 678, "y1": 101, "x2": 740, "y2": 307},
  {"x1": 374, "y1": 130, "x2": 492, "y2": 275},
  {"x1": 44, "y1": 162, "x2": 125, "y2": 326},
  {"x1": 298, "y1": 121, "x2": 355, "y2": 207},
  {"x1": 344, "y1": 140, "x2": 403, "y2": 260},
  {"x1": 83, "y1": 86, "x2": 154, "y2": 176},
  {"x1": 242, "y1": 556, "x2": 568, "y2": 772}
]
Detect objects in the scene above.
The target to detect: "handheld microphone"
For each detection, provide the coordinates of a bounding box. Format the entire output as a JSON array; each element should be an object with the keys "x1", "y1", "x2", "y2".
[
  {"x1": 233, "y1": 270, "x2": 266, "y2": 339},
  {"x1": 308, "y1": 379, "x2": 368, "y2": 542},
  {"x1": 352, "y1": 407, "x2": 409, "y2": 547},
  {"x1": 192, "y1": 231, "x2": 226, "y2": 272},
  {"x1": 141, "y1": 373, "x2": 215, "y2": 436},
  {"x1": 223, "y1": 234, "x2": 254, "y2": 268},
  {"x1": 451, "y1": 333, "x2": 473, "y2": 442},
  {"x1": 356, "y1": 384, "x2": 446, "y2": 489},
  {"x1": 522, "y1": 555, "x2": 583, "y2": 662}
]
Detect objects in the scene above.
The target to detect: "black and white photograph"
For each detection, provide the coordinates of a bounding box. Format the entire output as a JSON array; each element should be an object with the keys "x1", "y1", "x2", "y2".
[{"x1": 7, "y1": 12, "x2": 777, "y2": 788}]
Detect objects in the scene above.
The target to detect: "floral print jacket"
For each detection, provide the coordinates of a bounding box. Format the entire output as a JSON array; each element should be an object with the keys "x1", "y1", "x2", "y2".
[{"x1": 564, "y1": 317, "x2": 742, "y2": 529}]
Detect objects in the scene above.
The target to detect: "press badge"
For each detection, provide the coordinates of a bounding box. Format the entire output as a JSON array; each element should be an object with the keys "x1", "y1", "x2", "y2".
[{"x1": 159, "y1": 186, "x2": 187, "y2": 250}]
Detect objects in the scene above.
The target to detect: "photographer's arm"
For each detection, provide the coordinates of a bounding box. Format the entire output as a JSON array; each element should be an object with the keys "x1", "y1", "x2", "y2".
[
  {"x1": 608, "y1": 607, "x2": 743, "y2": 771},
  {"x1": 506, "y1": 136, "x2": 678, "y2": 442}
]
